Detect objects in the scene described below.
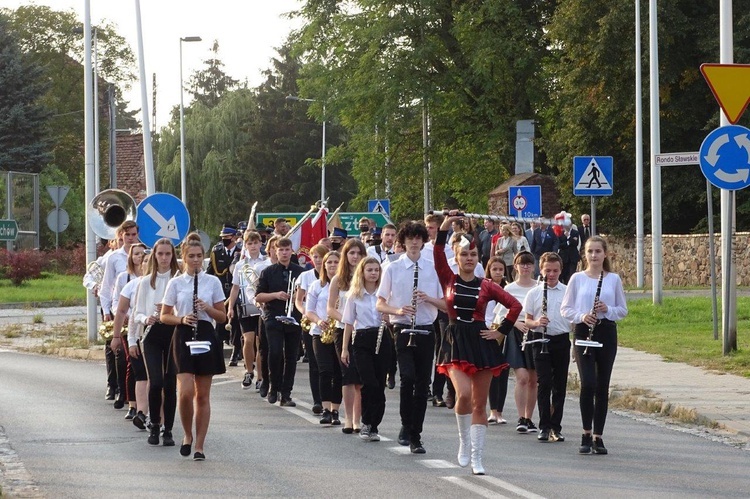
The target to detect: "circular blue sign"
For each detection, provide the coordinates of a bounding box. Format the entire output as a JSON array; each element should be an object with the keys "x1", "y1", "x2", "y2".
[
  {"x1": 699, "y1": 125, "x2": 750, "y2": 190},
  {"x1": 135, "y1": 192, "x2": 191, "y2": 248}
]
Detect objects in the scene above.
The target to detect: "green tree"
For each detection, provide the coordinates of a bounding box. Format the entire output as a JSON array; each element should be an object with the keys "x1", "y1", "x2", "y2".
[
  {"x1": 187, "y1": 40, "x2": 239, "y2": 109},
  {"x1": 0, "y1": 13, "x2": 52, "y2": 172}
]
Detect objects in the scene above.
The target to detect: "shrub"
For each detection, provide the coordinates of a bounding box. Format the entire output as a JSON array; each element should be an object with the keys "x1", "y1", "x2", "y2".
[
  {"x1": 44, "y1": 244, "x2": 86, "y2": 276},
  {"x1": 3, "y1": 249, "x2": 45, "y2": 285}
]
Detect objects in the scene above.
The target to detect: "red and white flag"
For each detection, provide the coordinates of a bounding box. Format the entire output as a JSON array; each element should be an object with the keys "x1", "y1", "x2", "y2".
[{"x1": 290, "y1": 207, "x2": 328, "y2": 266}]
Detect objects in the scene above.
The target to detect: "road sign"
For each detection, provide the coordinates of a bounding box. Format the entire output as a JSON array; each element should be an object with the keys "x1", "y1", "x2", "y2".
[
  {"x1": 573, "y1": 156, "x2": 614, "y2": 196},
  {"x1": 0, "y1": 219, "x2": 19, "y2": 242},
  {"x1": 367, "y1": 199, "x2": 391, "y2": 216},
  {"x1": 508, "y1": 186, "x2": 542, "y2": 218},
  {"x1": 136, "y1": 193, "x2": 191, "y2": 248},
  {"x1": 654, "y1": 152, "x2": 700, "y2": 167},
  {"x1": 256, "y1": 213, "x2": 305, "y2": 229},
  {"x1": 46, "y1": 209, "x2": 69, "y2": 233},
  {"x1": 699, "y1": 125, "x2": 750, "y2": 190},
  {"x1": 700, "y1": 64, "x2": 750, "y2": 124},
  {"x1": 338, "y1": 212, "x2": 391, "y2": 233},
  {"x1": 46, "y1": 186, "x2": 70, "y2": 208}
]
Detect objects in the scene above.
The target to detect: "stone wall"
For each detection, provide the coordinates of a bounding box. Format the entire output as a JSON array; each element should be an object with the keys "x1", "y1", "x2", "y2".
[{"x1": 605, "y1": 233, "x2": 750, "y2": 287}]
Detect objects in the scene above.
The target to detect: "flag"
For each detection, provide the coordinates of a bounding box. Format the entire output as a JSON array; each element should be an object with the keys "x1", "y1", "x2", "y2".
[{"x1": 290, "y1": 207, "x2": 328, "y2": 266}]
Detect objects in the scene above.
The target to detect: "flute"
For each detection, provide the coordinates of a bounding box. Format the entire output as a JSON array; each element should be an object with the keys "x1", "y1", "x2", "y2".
[
  {"x1": 375, "y1": 319, "x2": 386, "y2": 355},
  {"x1": 192, "y1": 271, "x2": 199, "y2": 341}
]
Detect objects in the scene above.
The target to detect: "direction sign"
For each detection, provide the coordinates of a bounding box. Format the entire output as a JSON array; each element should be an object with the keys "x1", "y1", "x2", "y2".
[
  {"x1": 573, "y1": 156, "x2": 614, "y2": 196},
  {"x1": 136, "y1": 193, "x2": 191, "y2": 248},
  {"x1": 256, "y1": 213, "x2": 305, "y2": 229},
  {"x1": 654, "y1": 152, "x2": 700, "y2": 167},
  {"x1": 338, "y1": 212, "x2": 392, "y2": 233},
  {"x1": 367, "y1": 199, "x2": 391, "y2": 216},
  {"x1": 699, "y1": 125, "x2": 750, "y2": 191},
  {"x1": 0, "y1": 219, "x2": 19, "y2": 242},
  {"x1": 508, "y1": 186, "x2": 542, "y2": 218},
  {"x1": 700, "y1": 64, "x2": 750, "y2": 124}
]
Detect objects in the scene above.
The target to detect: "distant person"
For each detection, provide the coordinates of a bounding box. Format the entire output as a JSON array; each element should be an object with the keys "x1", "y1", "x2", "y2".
[
  {"x1": 579, "y1": 214, "x2": 592, "y2": 266},
  {"x1": 531, "y1": 221, "x2": 559, "y2": 276},
  {"x1": 557, "y1": 224, "x2": 581, "y2": 285},
  {"x1": 478, "y1": 219, "x2": 497, "y2": 268},
  {"x1": 368, "y1": 223, "x2": 397, "y2": 263}
]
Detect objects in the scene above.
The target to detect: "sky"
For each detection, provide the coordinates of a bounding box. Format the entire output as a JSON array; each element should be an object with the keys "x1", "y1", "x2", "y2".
[{"x1": 0, "y1": 0, "x2": 303, "y2": 130}]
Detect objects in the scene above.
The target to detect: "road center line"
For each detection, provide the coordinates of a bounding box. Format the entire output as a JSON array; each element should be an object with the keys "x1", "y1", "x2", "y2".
[{"x1": 442, "y1": 476, "x2": 511, "y2": 498}]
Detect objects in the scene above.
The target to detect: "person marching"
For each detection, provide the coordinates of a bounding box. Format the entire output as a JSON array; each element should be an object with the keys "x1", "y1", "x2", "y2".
[
  {"x1": 376, "y1": 221, "x2": 444, "y2": 454},
  {"x1": 256, "y1": 235, "x2": 280, "y2": 398},
  {"x1": 341, "y1": 257, "x2": 391, "y2": 442},
  {"x1": 227, "y1": 230, "x2": 268, "y2": 390},
  {"x1": 161, "y1": 235, "x2": 227, "y2": 461},
  {"x1": 327, "y1": 238, "x2": 366, "y2": 433},
  {"x1": 305, "y1": 251, "x2": 343, "y2": 426},
  {"x1": 207, "y1": 223, "x2": 241, "y2": 362},
  {"x1": 484, "y1": 256, "x2": 509, "y2": 425},
  {"x1": 561, "y1": 235, "x2": 627, "y2": 455},
  {"x1": 136, "y1": 238, "x2": 180, "y2": 446},
  {"x1": 433, "y1": 212, "x2": 521, "y2": 475},
  {"x1": 524, "y1": 252, "x2": 570, "y2": 442}
]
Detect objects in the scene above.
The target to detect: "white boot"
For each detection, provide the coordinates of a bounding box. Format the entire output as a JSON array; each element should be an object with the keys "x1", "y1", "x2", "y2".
[
  {"x1": 455, "y1": 413, "x2": 472, "y2": 467},
  {"x1": 470, "y1": 424, "x2": 487, "y2": 475}
]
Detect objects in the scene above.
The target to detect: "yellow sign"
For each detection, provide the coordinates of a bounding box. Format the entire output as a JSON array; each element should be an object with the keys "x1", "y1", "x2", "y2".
[{"x1": 700, "y1": 63, "x2": 750, "y2": 124}]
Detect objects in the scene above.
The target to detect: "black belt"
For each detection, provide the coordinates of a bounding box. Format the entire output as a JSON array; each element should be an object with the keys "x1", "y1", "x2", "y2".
[{"x1": 355, "y1": 327, "x2": 380, "y2": 334}]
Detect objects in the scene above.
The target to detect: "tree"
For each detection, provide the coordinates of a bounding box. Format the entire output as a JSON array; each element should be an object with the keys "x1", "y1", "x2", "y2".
[
  {"x1": 187, "y1": 40, "x2": 239, "y2": 109},
  {"x1": 0, "y1": 13, "x2": 52, "y2": 172}
]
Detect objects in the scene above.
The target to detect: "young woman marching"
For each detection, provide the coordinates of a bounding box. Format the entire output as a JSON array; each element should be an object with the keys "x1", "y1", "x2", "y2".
[
  {"x1": 304, "y1": 251, "x2": 343, "y2": 426},
  {"x1": 340, "y1": 257, "x2": 390, "y2": 442},
  {"x1": 327, "y1": 238, "x2": 366, "y2": 434},
  {"x1": 135, "y1": 239, "x2": 180, "y2": 447},
  {"x1": 561, "y1": 235, "x2": 627, "y2": 455},
  {"x1": 484, "y1": 256, "x2": 509, "y2": 425},
  {"x1": 434, "y1": 212, "x2": 522, "y2": 475},
  {"x1": 161, "y1": 235, "x2": 227, "y2": 460}
]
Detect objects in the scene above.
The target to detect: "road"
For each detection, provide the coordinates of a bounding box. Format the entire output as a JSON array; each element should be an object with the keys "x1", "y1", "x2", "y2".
[{"x1": 0, "y1": 350, "x2": 749, "y2": 498}]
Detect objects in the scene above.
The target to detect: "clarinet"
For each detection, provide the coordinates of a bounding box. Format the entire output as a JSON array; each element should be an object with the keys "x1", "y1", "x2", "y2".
[
  {"x1": 192, "y1": 271, "x2": 199, "y2": 341},
  {"x1": 406, "y1": 262, "x2": 419, "y2": 348},
  {"x1": 539, "y1": 275, "x2": 549, "y2": 354},
  {"x1": 583, "y1": 271, "x2": 604, "y2": 355}
]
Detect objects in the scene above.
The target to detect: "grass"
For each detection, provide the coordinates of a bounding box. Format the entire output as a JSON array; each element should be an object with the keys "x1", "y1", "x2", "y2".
[
  {"x1": 0, "y1": 273, "x2": 85, "y2": 305},
  {"x1": 619, "y1": 297, "x2": 750, "y2": 378}
]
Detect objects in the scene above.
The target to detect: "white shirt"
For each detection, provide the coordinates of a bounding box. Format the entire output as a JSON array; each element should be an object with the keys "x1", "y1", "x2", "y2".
[
  {"x1": 133, "y1": 271, "x2": 173, "y2": 326},
  {"x1": 367, "y1": 244, "x2": 395, "y2": 263},
  {"x1": 524, "y1": 282, "x2": 570, "y2": 335},
  {"x1": 297, "y1": 268, "x2": 318, "y2": 292},
  {"x1": 121, "y1": 277, "x2": 144, "y2": 344},
  {"x1": 100, "y1": 248, "x2": 127, "y2": 315},
  {"x1": 305, "y1": 280, "x2": 329, "y2": 336},
  {"x1": 231, "y1": 255, "x2": 267, "y2": 286},
  {"x1": 112, "y1": 271, "x2": 136, "y2": 314},
  {"x1": 342, "y1": 289, "x2": 381, "y2": 329},
  {"x1": 162, "y1": 271, "x2": 225, "y2": 323},
  {"x1": 561, "y1": 271, "x2": 628, "y2": 324},
  {"x1": 421, "y1": 240, "x2": 454, "y2": 263},
  {"x1": 377, "y1": 253, "x2": 443, "y2": 326},
  {"x1": 494, "y1": 281, "x2": 538, "y2": 320}
]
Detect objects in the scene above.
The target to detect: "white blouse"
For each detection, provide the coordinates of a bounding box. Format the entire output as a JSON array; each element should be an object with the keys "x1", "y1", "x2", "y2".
[
  {"x1": 561, "y1": 271, "x2": 628, "y2": 324},
  {"x1": 342, "y1": 290, "x2": 381, "y2": 329},
  {"x1": 133, "y1": 271, "x2": 173, "y2": 326},
  {"x1": 162, "y1": 271, "x2": 225, "y2": 323},
  {"x1": 305, "y1": 280, "x2": 329, "y2": 336}
]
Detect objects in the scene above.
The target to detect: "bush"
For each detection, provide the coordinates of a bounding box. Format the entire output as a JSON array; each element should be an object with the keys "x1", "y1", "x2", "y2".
[
  {"x1": 44, "y1": 244, "x2": 86, "y2": 276},
  {"x1": 2, "y1": 249, "x2": 45, "y2": 285}
]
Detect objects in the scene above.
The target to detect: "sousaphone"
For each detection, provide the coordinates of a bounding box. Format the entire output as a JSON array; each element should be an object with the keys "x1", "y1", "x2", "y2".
[{"x1": 87, "y1": 189, "x2": 137, "y2": 240}]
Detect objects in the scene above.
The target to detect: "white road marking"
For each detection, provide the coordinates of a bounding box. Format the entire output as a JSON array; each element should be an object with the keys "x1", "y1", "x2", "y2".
[
  {"x1": 477, "y1": 476, "x2": 546, "y2": 499},
  {"x1": 279, "y1": 405, "x2": 321, "y2": 424},
  {"x1": 388, "y1": 446, "x2": 413, "y2": 455},
  {"x1": 442, "y1": 476, "x2": 511, "y2": 498},
  {"x1": 212, "y1": 379, "x2": 238, "y2": 386},
  {"x1": 420, "y1": 459, "x2": 459, "y2": 469}
]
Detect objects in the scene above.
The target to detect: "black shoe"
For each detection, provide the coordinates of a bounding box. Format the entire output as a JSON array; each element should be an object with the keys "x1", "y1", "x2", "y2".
[
  {"x1": 193, "y1": 451, "x2": 205, "y2": 461},
  {"x1": 387, "y1": 375, "x2": 396, "y2": 390},
  {"x1": 259, "y1": 382, "x2": 269, "y2": 398},
  {"x1": 302, "y1": 354, "x2": 309, "y2": 363},
  {"x1": 267, "y1": 391, "x2": 278, "y2": 404},
  {"x1": 398, "y1": 426, "x2": 410, "y2": 446},
  {"x1": 242, "y1": 372, "x2": 254, "y2": 389},
  {"x1": 410, "y1": 440, "x2": 426, "y2": 454},
  {"x1": 228, "y1": 360, "x2": 238, "y2": 367},
  {"x1": 516, "y1": 418, "x2": 528, "y2": 433},
  {"x1": 550, "y1": 430, "x2": 565, "y2": 442},
  {"x1": 579, "y1": 433, "x2": 593, "y2": 454},
  {"x1": 331, "y1": 410, "x2": 341, "y2": 425},
  {"x1": 342, "y1": 427, "x2": 354, "y2": 434},
  {"x1": 180, "y1": 442, "x2": 192, "y2": 457},
  {"x1": 432, "y1": 397, "x2": 446, "y2": 407},
  {"x1": 592, "y1": 437, "x2": 608, "y2": 455},
  {"x1": 133, "y1": 411, "x2": 147, "y2": 430},
  {"x1": 125, "y1": 407, "x2": 137, "y2": 420},
  {"x1": 105, "y1": 386, "x2": 116, "y2": 400},
  {"x1": 113, "y1": 397, "x2": 125, "y2": 410},
  {"x1": 426, "y1": 389, "x2": 434, "y2": 402},
  {"x1": 312, "y1": 404, "x2": 323, "y2": 415},
  {"x1": 162, "y1": 431, "x2": 175, "y2": 447},
  {"x1": 525, "y1": 418, "x2": 538, "y2": 433},
  {"x1": 148, "y1": 427, "x2": 160, "y2": 446},
  {"x1": 319, "y1": 409, "x2": 333, "y2": 425},
  {"x1": 280, "y1": 398, "x2": 296, "y2": 407},
  {"x1": 537, "y1": 429, "x2": 550, "y2": 441}
]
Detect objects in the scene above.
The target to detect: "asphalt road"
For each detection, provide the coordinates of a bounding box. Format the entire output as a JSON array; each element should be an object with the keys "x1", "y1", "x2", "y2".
[{"x1": 1, "y1": 350, "x2": 749, "y2": 498}]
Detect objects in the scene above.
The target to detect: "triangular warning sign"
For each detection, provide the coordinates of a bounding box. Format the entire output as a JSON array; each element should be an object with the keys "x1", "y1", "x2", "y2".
[
  {"x1": 575, "y1": 158, "x2": 612, "y2": 191},
  {"x1": 372, "y1": 201, "x2": 387, "y2": 214},
  {"x1": 700, "y1": 64, "x2": 750, "y2": 124}
]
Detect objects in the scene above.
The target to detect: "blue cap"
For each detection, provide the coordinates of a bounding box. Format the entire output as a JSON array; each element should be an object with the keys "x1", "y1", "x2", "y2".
[
  {"x1": 332, "y1": 227, "x2": 347, "y2": 238},
  {"x1": 237, "y1": 221, "x2": 248, "y2": 231},
  {"x1": 220, "y1": 223, "x2": 237, "y2": 236},
  {"x1": 371, "y1": 227, "x2": 382, "y2": 236}
]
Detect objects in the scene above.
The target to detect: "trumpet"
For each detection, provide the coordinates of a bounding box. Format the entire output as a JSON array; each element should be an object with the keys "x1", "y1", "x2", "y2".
[
  {"x1": 576, "y1": 271, "x2": 604, "y2": 355},
  {"x1": 275, "y1": 272, "x2": 299, "y2": 326}
]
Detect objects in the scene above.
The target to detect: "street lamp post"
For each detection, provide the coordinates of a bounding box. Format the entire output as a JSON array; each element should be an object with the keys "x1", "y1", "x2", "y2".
[
  {"x1": 179, "y1": 36, "x2": 202, "y2": 207},
  {"x1": 286, "y1": 95, "x2": 326, "y2": 203}
]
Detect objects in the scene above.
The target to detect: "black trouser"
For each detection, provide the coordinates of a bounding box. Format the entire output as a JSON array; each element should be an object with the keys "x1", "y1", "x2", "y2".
[
  {"x1": 312, "y1": 335, "x2": 342, "y2": 404},
  {"x1": 302, "y1": 331, "x2": 321, "y2": 405},
  {"x1": 264, "y1": 319, "x2": 301, "y2": 398},
  {"x1": 395, "y1": 324, "x2": 434, "y2": 441},
  {"x1": 388, "y1": 325, "x2": 398, "y2": 380},
  {"x1": 142, "y1": 323, "x2": 176, "y2": 430},
  {"x1": 431, "y1": 314, "x2": 454, "y2": 399},
  {"x1": 353, "y1": 327, "x2": 392, "y2": 432},
  {"x1": 123, "y1": 340, "x2": 135, "y2": 402},
  {"x1": 533, "y1": 332, "x2": 571, "y2": 432},
  {"x1": 228, "y1": 310, "x2": 243, "y2": 362},
  {"x1": 574, "y1": 321, "x2": 617, "y2": 435},
  {"x1": 105, "y1": 339, "x2": 127, "y2": 400},
  {"x1": 489, "y1": 367, "x2": 509, "y2": 412},
  {"x1": 259, "y1": 318, "x2": 269, "y2": 386}
]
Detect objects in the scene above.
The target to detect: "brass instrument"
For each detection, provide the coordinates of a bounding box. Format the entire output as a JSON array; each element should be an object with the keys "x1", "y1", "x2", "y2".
[
  {"x1": 87, "y1": 188, "x2": 136, "y2": 240},
  {"x1": 319, "y1": 319, "x2": 336, "y2": 344},
  {"x1": 300, "y1": 316, "x2": 312, "y2": 333},
  {"x1": 576, "y1": 271, "x2": 604, "y2": 355},
  {"x1": 84, "y1": 261, "x2": 105, "y2": 291},
  {"x1": 275, "y1": 273, "x2": 299, "y2": 326},
  {"x1": 239, "y1": 263, "x2": 262, "y2": 318},
  {"x1": 402, "y1": 261, "x2": 428, "y2": 347}
]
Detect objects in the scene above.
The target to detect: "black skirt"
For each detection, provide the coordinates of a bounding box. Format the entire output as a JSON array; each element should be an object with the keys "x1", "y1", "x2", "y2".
[
  {"x1": 172, "y1": 321, "x2": 226, "y2": 376},
  {"x1": 437, "y1": 321, "x2": 508, "y2": 377}
]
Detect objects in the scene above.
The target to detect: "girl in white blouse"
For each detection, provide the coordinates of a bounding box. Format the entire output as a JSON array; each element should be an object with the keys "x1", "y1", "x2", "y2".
[{"x1": 561, "y1": 236, "x2": 628, "y2": 456}]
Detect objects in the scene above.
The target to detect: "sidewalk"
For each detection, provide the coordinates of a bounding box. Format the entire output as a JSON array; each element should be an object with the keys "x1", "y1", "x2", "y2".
[{"x1": 2, "y1": 305, "x2": 749, "y2": 443}]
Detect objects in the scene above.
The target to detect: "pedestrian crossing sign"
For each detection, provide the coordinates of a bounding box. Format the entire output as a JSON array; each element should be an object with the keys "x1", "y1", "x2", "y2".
[
  {"x1": 573, "y1": 156, "x2": 614, "y2": 196},
  {"x1": 367, "y1": 199, "x2": 390, "y2": 216}
]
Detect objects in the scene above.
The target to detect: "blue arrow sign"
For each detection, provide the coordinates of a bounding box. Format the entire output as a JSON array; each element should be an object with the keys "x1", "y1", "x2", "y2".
[
  {"x1": 573, "y1": 156, "x2": 614, "y2": 196},
  {"x1": 136, "y1": 193, "x2": 191, "y2": 248},
  {"x1": 508, "y1": 186, "x2": 542, "y2": 218},
  {"x1": 699, "y1": 125, "x2": 750, "y2": 190},
  {"x1": 367, "y1": 199, "x2": 390, "y2": 216}
]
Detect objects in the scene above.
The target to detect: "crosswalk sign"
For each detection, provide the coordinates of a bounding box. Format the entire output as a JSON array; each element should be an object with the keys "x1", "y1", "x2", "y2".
[
  {"x1": 367, "y1": 199, "x2": 390, "y2": 216},
  {"x1": 573, "y1": 156, "x2": 614, "y2": 196}
]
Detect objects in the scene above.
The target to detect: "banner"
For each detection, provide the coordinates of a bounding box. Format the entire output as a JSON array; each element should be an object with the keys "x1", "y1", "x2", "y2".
[{"x1": 290, "y1": 207, "x2": 328, "y2": 266}]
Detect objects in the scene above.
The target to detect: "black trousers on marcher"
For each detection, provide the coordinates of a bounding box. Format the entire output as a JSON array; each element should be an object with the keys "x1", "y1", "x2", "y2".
[
  {"x1": 264, "y1": 319, "x2": 301, "y2": 398},
  {"x1": 574, "y1": 321, "x2": 617, "y2": 435},
  {"x1": 353, "y1": 327, "x2": 392, "y2": 432},
  {"x1": 394, "y1": 324, "x2": 434, "y2": 441},
  {"x1": 532, "y1": 332, "x2": 571, "y2": 432},
  {"x1": 141, "y1": 323, "x2": 176, "y2": 430},
  {"x1": 312, "y1": 335, "x2": 342, "y2": 404},
  {"x1": 431, "y1": 313, "x2": 454, "y2": 400},
  {"x1": 302, "y1": 330, "x2": 321, "y2": 405}
]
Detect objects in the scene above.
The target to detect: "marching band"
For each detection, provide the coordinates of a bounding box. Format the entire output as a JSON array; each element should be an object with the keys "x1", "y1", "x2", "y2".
[{"x1": 87, "y1": 199, "x2": 627, "y2": 470}]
